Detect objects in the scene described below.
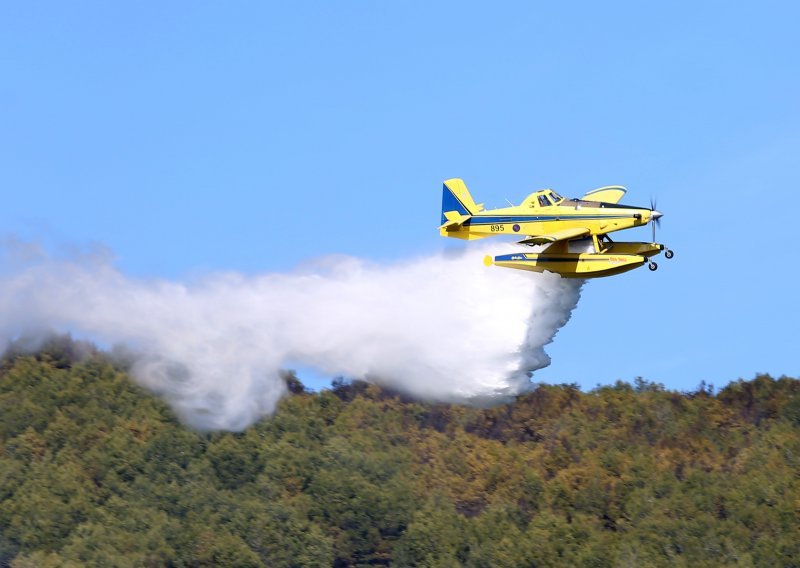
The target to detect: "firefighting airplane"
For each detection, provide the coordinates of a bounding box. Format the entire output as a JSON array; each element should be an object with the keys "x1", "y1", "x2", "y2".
[{"x1": 439, "y1": 178, "x2": 673, "y2": 278}]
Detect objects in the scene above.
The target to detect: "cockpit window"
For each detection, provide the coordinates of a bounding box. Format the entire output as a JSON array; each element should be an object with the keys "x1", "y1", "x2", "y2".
[
  {"x1": 538, "y1": 194, "x2": 551, "y2": 207},
  {"x1": 549, "y1": 191, "x2": 563, "y2": 204}
]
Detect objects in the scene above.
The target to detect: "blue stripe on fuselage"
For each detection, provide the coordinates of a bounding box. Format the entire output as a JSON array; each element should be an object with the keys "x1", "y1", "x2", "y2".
[{"x1": 465, "y1": 214, "x2": 631, "y2": 225}]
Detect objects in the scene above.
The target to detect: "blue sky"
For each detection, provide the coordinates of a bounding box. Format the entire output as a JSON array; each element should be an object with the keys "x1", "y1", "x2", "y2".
[{"x1": 2, "y1": 1, "x2": 798, "y2": 392}]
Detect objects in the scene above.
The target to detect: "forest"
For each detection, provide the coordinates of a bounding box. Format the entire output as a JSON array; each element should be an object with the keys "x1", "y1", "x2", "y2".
[{"x1": 1, "y1": 336, "x2": 799, "y2": 567}]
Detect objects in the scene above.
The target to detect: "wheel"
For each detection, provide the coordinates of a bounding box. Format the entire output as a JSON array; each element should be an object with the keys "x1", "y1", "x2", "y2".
[
  {"x1": 665, "y1": 249, "x2": 674, "y2": 259},
  {"x1": 648, "y1": 262, "x2": 658, "y2": 271}
]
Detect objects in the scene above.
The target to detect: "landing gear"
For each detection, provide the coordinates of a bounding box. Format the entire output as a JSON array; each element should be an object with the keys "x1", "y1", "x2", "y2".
[
  {"x1": 648, "y1": 261, "x2": 658, "y2": 271},
  {"x1": 664, "y1": 249, "x2": 674, "y2": 259}
]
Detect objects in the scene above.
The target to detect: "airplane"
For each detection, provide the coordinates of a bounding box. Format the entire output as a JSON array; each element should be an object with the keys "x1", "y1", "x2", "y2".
[{"x1": 439, "y1": 178, "x2": 673, "y2": 278}]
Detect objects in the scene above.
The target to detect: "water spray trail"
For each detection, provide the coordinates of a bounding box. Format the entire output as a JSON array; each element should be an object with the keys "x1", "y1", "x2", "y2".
[{"x1": 0, "y1": 241, "x2": 582, "y2": 430}]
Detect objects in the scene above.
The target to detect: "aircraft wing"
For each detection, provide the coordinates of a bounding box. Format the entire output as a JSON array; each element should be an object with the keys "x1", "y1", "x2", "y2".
[
  {"x1": 580, "y1": 185, "x2": 627, "y2": 204},
  {"x1": 518, "y1": 227, "x2": 590, "y2": 245}
]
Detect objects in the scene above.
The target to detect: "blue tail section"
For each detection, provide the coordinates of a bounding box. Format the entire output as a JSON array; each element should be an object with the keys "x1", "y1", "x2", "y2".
[{"x1": 440, "y1": 179, "x2": 476, "y2": 224}]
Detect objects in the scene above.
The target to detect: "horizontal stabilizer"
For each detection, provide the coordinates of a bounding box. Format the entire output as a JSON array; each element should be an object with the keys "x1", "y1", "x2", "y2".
[
  {"x1": 518, "y1": 226, "x2": 590, "y2": 245},
  {"x1": 440, "y1": 211, "x2": 471, "y2": 230},
  {"x1": 580, "y1": 185, "x2": 627, "y2": 204}
]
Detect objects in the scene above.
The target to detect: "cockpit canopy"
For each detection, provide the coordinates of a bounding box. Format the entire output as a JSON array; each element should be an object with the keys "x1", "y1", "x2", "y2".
[{"x1": 523, "y1": 190, "x2": 565, "y2": 208}]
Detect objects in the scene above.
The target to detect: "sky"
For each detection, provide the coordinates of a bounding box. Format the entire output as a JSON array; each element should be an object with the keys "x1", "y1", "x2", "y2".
[{"x1": 1, "y1": 1, "x2": 798, "y2": 394}]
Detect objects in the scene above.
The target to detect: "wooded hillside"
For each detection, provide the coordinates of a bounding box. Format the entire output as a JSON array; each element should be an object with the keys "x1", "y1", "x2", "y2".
[{"x1": 1, "y1": 337, "x2": 798, "y2": 567}]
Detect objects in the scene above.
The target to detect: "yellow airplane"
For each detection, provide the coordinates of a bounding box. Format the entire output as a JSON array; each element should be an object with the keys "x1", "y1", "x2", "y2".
[{"x1": 439, "y1": 178, "x2": 673, "y2": 278}]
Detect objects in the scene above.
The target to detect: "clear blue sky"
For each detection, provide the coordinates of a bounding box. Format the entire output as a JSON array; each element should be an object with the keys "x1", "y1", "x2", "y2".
[{"x1": 2, "y1": 1, "x2": 798, "y2": 392}]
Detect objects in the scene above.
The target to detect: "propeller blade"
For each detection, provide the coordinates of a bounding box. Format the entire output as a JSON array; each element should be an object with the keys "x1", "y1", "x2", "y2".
[{"x1": 649, "y1": 196, "x2": 662, "y2": 243}]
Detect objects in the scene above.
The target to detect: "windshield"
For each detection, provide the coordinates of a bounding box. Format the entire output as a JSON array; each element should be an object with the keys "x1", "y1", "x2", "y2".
[{"x1": 548, "y1": 191, "x2": 564, "y2": 204}]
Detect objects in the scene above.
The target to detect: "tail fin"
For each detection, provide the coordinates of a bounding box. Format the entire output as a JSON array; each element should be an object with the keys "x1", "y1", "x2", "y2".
[{"x1": 441, "y1": 178, "x2": 482, "y2": 224}]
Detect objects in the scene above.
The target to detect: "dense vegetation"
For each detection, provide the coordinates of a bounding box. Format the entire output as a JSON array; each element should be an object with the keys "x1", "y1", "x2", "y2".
[{"x1": 1, "y1": 337, "x2": 799, "y2": 567}]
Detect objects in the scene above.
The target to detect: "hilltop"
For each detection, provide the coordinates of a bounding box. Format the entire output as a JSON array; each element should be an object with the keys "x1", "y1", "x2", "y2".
[{"x1": 1, "y1": 337, "x2": 798, "y2": 567}]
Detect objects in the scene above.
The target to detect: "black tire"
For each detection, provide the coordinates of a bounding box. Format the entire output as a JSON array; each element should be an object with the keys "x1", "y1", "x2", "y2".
[
  {"x1": 648, "y1": 262, "x2": 658, "y2": 271},
  {"x1": 665, "y1": 250, "x2": 674, "y2": 259}
]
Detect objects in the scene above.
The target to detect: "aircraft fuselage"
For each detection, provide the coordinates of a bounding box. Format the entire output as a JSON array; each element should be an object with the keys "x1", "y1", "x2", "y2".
[{"x1": 441, "y1": 200, "x2": 655, "y2": 241}]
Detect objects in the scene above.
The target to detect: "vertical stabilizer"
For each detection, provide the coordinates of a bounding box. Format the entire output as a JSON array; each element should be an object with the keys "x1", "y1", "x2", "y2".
[{"x1": 441, "y1": 178, "x2": 480, "y2": 224}]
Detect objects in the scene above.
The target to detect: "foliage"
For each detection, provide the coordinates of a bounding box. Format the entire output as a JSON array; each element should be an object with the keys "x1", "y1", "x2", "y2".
[{"x1": 1, "y1": 337, "x2": 799, "y2": 566}]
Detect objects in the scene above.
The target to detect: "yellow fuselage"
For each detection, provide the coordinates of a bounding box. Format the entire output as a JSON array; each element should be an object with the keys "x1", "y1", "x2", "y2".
[{"x1": 440, "y1": 199, "x2": 655, "y2": 241}]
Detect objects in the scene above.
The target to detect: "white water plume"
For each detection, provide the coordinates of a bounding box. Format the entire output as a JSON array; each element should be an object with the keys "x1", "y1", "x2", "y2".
[{"x1": 0, "y1": 240, "x2": 583, "y2": 431}]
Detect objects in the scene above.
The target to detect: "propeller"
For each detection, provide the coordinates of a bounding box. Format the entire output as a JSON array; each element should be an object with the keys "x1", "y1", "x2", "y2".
[{"x1": 649, "y1": 197, "x2": 662, "y2": 243}]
